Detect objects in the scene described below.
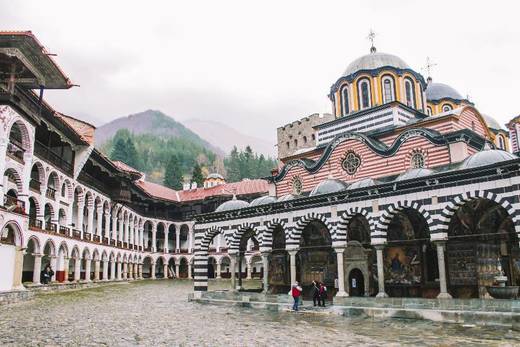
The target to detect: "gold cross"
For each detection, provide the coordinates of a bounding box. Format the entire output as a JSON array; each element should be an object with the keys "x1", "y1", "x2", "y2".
[{"x1": 424, "y1": 56, "x2": 437, "y2": 78}]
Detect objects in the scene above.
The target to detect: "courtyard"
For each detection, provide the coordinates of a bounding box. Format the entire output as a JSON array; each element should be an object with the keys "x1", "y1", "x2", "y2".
[{"x1": 0, "y1": 280, "x2": 519, "y2": 346}]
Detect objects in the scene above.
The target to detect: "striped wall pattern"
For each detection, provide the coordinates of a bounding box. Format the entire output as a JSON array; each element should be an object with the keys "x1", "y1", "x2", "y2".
[
  {"x1": 288, "y1": 212, "x2": 333, "y2": 248},
  {"x1": 336, "y1": 207, "x2": 373, "y2": 245},
  {"x1": 260, "y1": 218, "x2": 289, "y2": 250}
]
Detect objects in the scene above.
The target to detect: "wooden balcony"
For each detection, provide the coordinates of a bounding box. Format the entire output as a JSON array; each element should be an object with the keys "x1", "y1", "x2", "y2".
[
  {"x1": 59, "y1": 225, "x2": 70, "y2": 235},
  {"x1": 44, "y1": 222, "x2": 57, "y2": 232},
  {"x1": 29, "y1": 218, "x2": 43, "y2": 230},
  {"x1": 3, "y1": 195, "x2": 25, "y2": 214},
  {"x1": 46, "y1": 187, "x2": 56, "y2": 200},
  {"x1": 6, "y1": 141, "x2": 24, "y2": 163}
]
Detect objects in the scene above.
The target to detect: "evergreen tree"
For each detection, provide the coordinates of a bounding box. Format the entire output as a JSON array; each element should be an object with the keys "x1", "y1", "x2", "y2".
[
  {"x1": 111, "y1": 138, "x2": 129, "y2": 163},
  {"x1": 226, "y1": 146, "x2": 241, "y2": 182},
  {"x1": 192, "y1": 163, "x2": 204, "y2": 187},
  {"x1": 164, "y1": 155, "x2": 183, "y2": 190},
  {"x1": 125, "y1": 137, "x2": 141, "y2": 170}
]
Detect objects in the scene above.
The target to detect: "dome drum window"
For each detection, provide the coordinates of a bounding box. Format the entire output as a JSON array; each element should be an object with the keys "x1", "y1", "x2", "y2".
[
  {"x1": 381, "y1": 76, "x2": 395, "y2": 104},
  {"x1": 357, "y1": 79, "x2": 371, "y2": 110},
  {"x1": 404, "y1": 78, "x2": 416, "y2": 108},
  {"x1": 341, "y1": 85, "x2": 350, "y2": 116},
  {"x1": 342, "y1": 151, "x2": 361, "y2": 175},
  {"x1": 442, "y1": 104, "x2": 453, "y2": 112}
]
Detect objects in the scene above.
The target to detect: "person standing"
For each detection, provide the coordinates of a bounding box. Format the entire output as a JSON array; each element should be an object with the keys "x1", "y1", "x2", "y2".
[
  {"x1": 42, "y1": 264, "x2": 54, "y2": 285},
  {"x1": 291, "y1": 281, "x2": 303, "y2": 311},
  {"x1": 312, "y1": 280, "x2": 320, "y2": 306},
  {"x1": 318, "y1": 282, "x2": 327, "y2": 307}
]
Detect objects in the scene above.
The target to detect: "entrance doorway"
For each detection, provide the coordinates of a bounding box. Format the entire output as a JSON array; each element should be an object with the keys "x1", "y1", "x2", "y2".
[{"x1": 348, "y1": 269, "x2": 365, "y2": 296}]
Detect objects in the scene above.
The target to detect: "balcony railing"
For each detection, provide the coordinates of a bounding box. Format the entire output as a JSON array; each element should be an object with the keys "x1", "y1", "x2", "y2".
[
  {"x1": 46, "y1": 187, "x2": 56, "y2": 200},
  {"x1": 180, "y1": 248, "x2": 189, "y2": 254},
  {"x1": 45, "y1": 222, "x2": 57, "y2": 232},
  {"x1": 3, "y1": 195, "x2": 25, "y2": 214},
  {"x1": 29, "y1": 218, "x2": 43, "y2": 229},
  {"x1": 29, "y1": 179, "x2": 41, "y2": 193},
  {"x1": 59, "y1": 226, "x2": 70, "y2": 235},
  {"x1": 84, "y1": 232, "x2": 92, "y2": 241},
  {"x1": 117, "y1": 241, "x2": 122, "y2": 248},
  {"x1": 93, "y1": 235, "x2": 101, "y2": 243},
  {"x1": 72, "y1": 229, "x2": 81, "y2": 239},
  {"x1": 34, "y1": 141, "x2": 73, "y2": 175},
  {"x1": 6, "y1": 141, "x2": 25, "y2": 163},
  {"x1": 123, "y1": 242, "x2": 128, "y2": 249}
]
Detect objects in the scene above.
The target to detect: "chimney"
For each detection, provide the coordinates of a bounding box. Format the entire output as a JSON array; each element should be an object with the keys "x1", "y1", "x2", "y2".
[
  {"x1": 183, "y1": 182, "x2": 191, "y2": 191},
  {"x1": 191, "y1": 182, "x2": 198, "y2": 189}
]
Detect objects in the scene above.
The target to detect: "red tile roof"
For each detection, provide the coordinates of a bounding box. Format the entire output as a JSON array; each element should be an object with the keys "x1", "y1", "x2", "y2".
[
  {"x1": 55, "y1": 112, "x2": 95, "y2": 145},
  {"x1": 135, "y1": 179, "x2": 268, "y2": 203}
]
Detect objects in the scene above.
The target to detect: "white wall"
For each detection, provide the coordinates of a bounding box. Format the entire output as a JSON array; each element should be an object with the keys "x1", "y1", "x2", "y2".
[{"x1": 0, "y1": 245, "x2": 15, "y2": 291}]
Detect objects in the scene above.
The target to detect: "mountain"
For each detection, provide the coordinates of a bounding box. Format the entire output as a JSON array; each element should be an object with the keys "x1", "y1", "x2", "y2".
[
  {"x1": 95, "y1": 110, "x2": 222, "y2": 155},
  {"x1": 183, "y1": 119, "x2": 276, "y2": 158}
]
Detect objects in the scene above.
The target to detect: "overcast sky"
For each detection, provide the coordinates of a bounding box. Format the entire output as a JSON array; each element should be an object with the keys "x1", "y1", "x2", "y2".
[{"x1": 3, "y1": 1, "x2": 519, "y2": 145}]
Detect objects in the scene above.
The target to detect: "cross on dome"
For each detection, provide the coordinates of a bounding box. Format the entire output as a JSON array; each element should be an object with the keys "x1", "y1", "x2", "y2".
[
  {"x1": 367, "y1": 29, "x2": 377, "y2": 53},
  {"x1": 423, "y1": 56, "x2": 437, "y2": 81}
]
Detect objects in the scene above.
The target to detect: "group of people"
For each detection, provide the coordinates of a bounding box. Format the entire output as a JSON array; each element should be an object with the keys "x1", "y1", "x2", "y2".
[{"x1": 290, "y1": 280, "x2": 328, "y2": 311}]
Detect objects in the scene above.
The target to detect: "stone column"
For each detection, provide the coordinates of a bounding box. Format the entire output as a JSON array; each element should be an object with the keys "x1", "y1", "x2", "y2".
[
  {"x1": 111, "y1": 216, "x2": 118, "y2": 241},
  {"x1": 187, "y1": 262, "x2": 192, "y2": 279},
  {"x1": 216, "y1": 262, "x2": 222, "y2": 279},
  {"x1": 133, "y1": 263, "x2": 138, "y2": 279},
  {"x1": 163, "y1": 263, "x2": 168, "y2": 278},
  {"x1": 175, "y1": 227, "x2": 180, "y2": 252},
  {"x1": 96, "y1": 207, "x2": 103, "y2": 237},
  {"x1": 32, "y1": 254, "x2": 42, "y2": 284},
  {"x1": 261, "y1": 252, "x2": 269, "y2": 294},
  {"x1": 119, "y1": 217, "x2": 124, "y2": 242},
  {"x1": 123, "y1": 262, "x2": 128, "y2": 280},
  {"x1": 188, "y1": 227, "x2": 193, "y2": 253},
  {"x1": 334, "y1": 248, "x2": 348, "y2": 296},
  {"x1": 288, "y1": 250, "x2": 298, "y2": 285},
  {"x1": 151, "y1": 262, "x2": 156, "y2": 279},
  {"x1": 104, "y1": 211, "x2": 111, "y2": 239},
  {"x1": 435, "y1": 241, "x2": 452, "y2": 299},
  {"x1": 63, "y1": 257, "x2": 70, "y2": 282},
  {"x1": 50, "y1": 256, "x2": 57, "y2": 282},
  {"x1": 230, "y1": 254, "x2": 237, "y2": 290},
  {"x1": 84, "y1": 258, "x2": 92, "y2": 282},
  {"x1": 110, "y1": 261, "x2": 116, "y2": 280},
  {"x1": 246, "y1": 259, "x2": 252, "y2": 280},
  {"x1": 164, "y1": 226, "x2": 169, "y2": 253},
  {"x1": 117, "y1": 261, "x2": 122, "y2": 280},
  {"x1": 375, "y1": 245, "x2": 388, "y2": 298},
  {"x1": 12, "y1": 246, "x2": 24, "y2": 290},
  {"x1": 175, "y1": 264, "x2": 180, "y2": 278},
  {"x1": 94, "y1": 260, "x2": 100, "y2": 281},
  {"x1": 74, "y1": 258, "x2": 81, "y2": 282},
  {"x1": 77, "y1": 202, "x2": 85, "y2": 238},
  {"x1": 139, "y1": 264, "x2": 143, "y2": 279},
  {"x1": 87, "y1": 206, "x2": 95, "y2": 238},
  {"x1": 102, "y1": 261, "x2": 108, "y2": 281},
  {"x1": 152, "y1": 224, "x2": 157, "y2": 252}
]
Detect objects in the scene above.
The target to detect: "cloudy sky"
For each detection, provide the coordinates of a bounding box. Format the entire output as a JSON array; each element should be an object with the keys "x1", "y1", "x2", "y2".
[{"x1": 3, "y1": 1, "x2": 519, "y2": 145}]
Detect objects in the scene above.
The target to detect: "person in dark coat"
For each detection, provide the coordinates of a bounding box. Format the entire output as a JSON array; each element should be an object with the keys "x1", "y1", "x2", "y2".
[
  {"x1": 311, "y1": 280, "x2": 320, "y2": 306},
  {"x1": 41, "y1": 264, "x2": 54, "y2": 285}
]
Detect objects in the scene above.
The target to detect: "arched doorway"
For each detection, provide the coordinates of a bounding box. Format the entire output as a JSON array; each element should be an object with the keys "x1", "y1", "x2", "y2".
[
  {"x1": 155, "y1": 257, "x2": 165, "y2": 278},
  {"x1": 208, "y1": 257, "x2": 216, "y2": 278},
  {"x1": 446, "y1": 198, "x2": 520, "y2": 298},
  {"x1": 237, "y1": 229, "x2": 261, "y2": 290},
  {"x1": 142, "y1": 257, "x2": 152, "y2": 278},
  {"x1": 179, "y1": 258, "x2": 188, "y2": 278},
  {"x1": 22, "y1": 237, "x2": 39, "y2": 283},
  {"x1": 385, "y1": 208, "x2": 437, "y2": 298},
  {"x1": 348, "y1": 268, "x2": 365, "y2": 296},
  {"x1": 0, "y1": 222, "x2": 24, "y2": 290},
  {"x1": 269, "y1": 225, "x2": 289, "y2": 294},
  {"x1": 298, "y1": 221, "x2": 337, "y2": 299}
]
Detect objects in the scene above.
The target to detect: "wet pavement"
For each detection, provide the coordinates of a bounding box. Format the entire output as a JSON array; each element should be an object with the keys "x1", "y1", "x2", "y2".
[{"x1": 0, "y1": 280, "x2": 519, "y2": 346}]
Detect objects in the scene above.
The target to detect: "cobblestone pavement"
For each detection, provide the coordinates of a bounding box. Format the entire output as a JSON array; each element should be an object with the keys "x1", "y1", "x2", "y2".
[{"x1": 0, "y1": 280, "x2": 519, "y2": 346}]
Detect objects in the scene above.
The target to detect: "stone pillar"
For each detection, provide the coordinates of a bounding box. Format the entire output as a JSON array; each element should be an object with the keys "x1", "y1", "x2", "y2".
[
  {"x1": 117, "y1": 261, "x2": 122, "y2": 280},
  {"x1": 104, "y1": 212, "x2": 111, "y2": 239},
  {"x1": 187, "y1": 262, "x2": 192, "y2": 279},
  {"x1": 175, "y1": 264, "x2": 180, "y2": 278},
  {"x1": 288, "y1": 250, "x2": 298, "y2": 285},
  {"x1": 111, "y1": 217, "x2": 118, "y2": 241},
  {"x1": 375, "y1": 245, "x2": 388, "y2": 298},
  {"x1": 123, "y1": 262, "x2": 128, "y2": 280},
  {"x1": 334, "y1": 248, "x2": 348, "y2": 297},
  {"x1": 74, "y1": 258, "x2": 81, "y2": 282},
  {"x1": 119, "y1": 217, "x2": 124, "y2": 242},
  {"x1": 188, "y1": 227, "x2": 193, "y2": 253},
  {"x1": 133, "y1": 263, "x2": 138, "y2": 279},
  {"x1": 152, "y1": 224, "x2": 157, "y2": 252},
  {"x1": 63, "y1": 257, "x2": 70, "y2": 283},
  {"x1": 216, "y1": 262, "x2": 222, "y2": 279},
  {"x1": 77, "y1": 202, "x2": 85, "y2": 238},
  {"x1": 12, "y1": 246, "x2": 24, "y2": 290},
  {"x1": 164, "y1": 226, "x2": 169, "y2": 253},
  {"x1": 87, "y1": 206, "x2": 95, "y2": 237},
  {"x1": 50, "y1": 256, "x2": 57, "y2": 282},
  {"x1": 102, "y1": 260, "x2": 108, "y2": 281},
  {"x1": 261, "y1": 252, "x2": 269, "y2": 294},
  {"x1": 246, "y1": 259, "x2": 252, "y2": 280},
  {"x1": 151, "y1": 262, "x2": 156, "y2": 279},
  {"x1": 139, "y1": 264, "x2": 143, "y2": 279},
  {"x1": 163, "y1": 263, "x2": 168, "y2": 278},
  {"x1": 32, "y1": 254, "x2": 42, "y2": 284},
  {"x1": 175, "y1": 227, "x2": 180, "y2": 252},
  {"x1": 110, "y1": 261, "x2": 116, "y2": 280},
  {"x1": 230, "y1": 254, "x2": 237, "y2": 290},
  {"x1": 94, "y1": 260, "x2": 100, "y2": 281},
  {"x1": 84, "y1": 258, "x2": 92, "y2": 282},
  {"x1": 96, "y1": 207, "x2": 103, "y2": 237},
  {"x1": 435, "y1": 241, "x2": 452, "y2": 299}
]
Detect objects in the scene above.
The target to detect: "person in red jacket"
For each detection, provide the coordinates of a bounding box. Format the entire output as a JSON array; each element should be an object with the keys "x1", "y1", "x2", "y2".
[{"x1": 291, "y1": 282, "x2": 303, "y2": 311}]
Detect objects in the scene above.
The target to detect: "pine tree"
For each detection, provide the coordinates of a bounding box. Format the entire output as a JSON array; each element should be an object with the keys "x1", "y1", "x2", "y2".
[
  {"x1": 125, "y1": 137, "x2": 141, "y2": 170},
  {"x1": 164, "y1": 155, "x2": 183, "y2": 190},
  {"x1": 192, "y1": 163, "x2": 204, "y2": 187},
  {"x1": 111, "y1": 138, "x2": 129, "y2": 163},
  {"x1": 226, "y1": 146, "x2": 241, "y2": 182}
]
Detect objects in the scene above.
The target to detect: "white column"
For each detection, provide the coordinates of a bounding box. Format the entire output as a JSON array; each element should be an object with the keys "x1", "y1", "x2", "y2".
[
  {"x1": 435, "y1": 241, "x2": 452, "y2": 299},
  {"x1": 50, "y1": 256, "x2": 57, "y2": 282},
  {"x1": 334, "y1": 248, "x2": 348, "y2": 297},
  {"x1": 117, "y1": 261, "x2": 122, "y2": 280},
  {"x1": 261, "y1": 252, "x2": 269, "y2": 293},
  {"x1": 139, "y1": 264, "x2": 143, "y2": 279},
  {"x1": 32, "y1": 254, "x2": 42, "y2": 284},
  {"x1": 246, "y1": 259, "x2": 252, "y2": 280},
  {"x1": 84, "y1": 258, "x2": 92, "y2": 282},
  {"x1": 74, "y1": 258, "x2": 81, "y2": 282},
  {"x1": 216, "y1": 262, "x2": 222, "y2": 279},
  {"x1": 123, "y1": 262, "x2": 128, "y2": 280},
  {"x1": 375, "y1": 245, "x2": 388, "y2": 298},
  {"x1": 188, "y1": 226, "x2": 193, "y2": 253},
  {"x1": 288, "y1": 250, "x2": 298, "y2": 285},
  {"x1": 151, "y1": 262, "x2": 156, "y2": 279},
  {"x1": 187, "y1": 262, "x2": 192, "y2": 279},
  {"x1": 110, "y1": 261, "x2": 116, "y2": 280},
  {"x1": 152, "y1": 224, "x2": 157, "y2": 252},
  {"x1": 104, "y1": 212, "x2": 111, "y2": 239},
  {"x1": 63, "y1": 258, "x2": 70, "y2": 283},
  {"x1": 102, "y1": 260, "x2": 108, "y2": 281},
  {"x1": 163, "y1": 263, "x2": 168, "y2": 278},
  {"x1": 175, "y1": 263, "x2": 180, "y2": 278},
  {"x1": 96, "y1": 207, "x2": 103, "y2": 237},
  {"x1": 230, "y1": 254, "x2": 237, "y2": 290},
  {"x1": 111, "y1": 217, "x2": 118, "y2": 241},
  {"x1": 87, "y1": 206, "x2": 95, "y2": 237},
  {"x1": 77, "y1": 202, "x2": 85, "y2": 238},
  {"x1": 175, "y1": 227, "x2": 180, "y2": 252},
  {"x1": 119, "y1": 217, "x2": 124, "y2": 242},
  {"x1": 94, "y1": 260, "x2": 100, "y2": 281},
  {"x1": 164, "y1": 225, "x2": 169, "y2": 253}
]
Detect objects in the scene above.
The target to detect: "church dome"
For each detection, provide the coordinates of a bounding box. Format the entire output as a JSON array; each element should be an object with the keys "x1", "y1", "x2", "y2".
[
  {"x1": 425, "y1": 82, "x2": 463, "y2": 101},
  {"x1": 215, "y1": 196, "x2": 250, "y2": 212},
  {"x1": 347, "y1": 178, "x2": 377, "y2": 190},
  {"x1": 396, "y1": 168, "x2": 434, "y2": 182},
  {"x1": 343, "y1": 51, "x2": 410, "y2": 77},
  {"x1": 482, "y1": 114, "x2": 505, "y2": 131},
  {"x1": 460, "y1": 150, "x2": 517, "y2": 170},
  {"x1": 250, "y1": 196, "x2": 277, "y2": 207},
  {"x1": 309, "y1": 178, "x2": 348, "y2": 196},
  {"x1": 277, "y1": 194, "x2": 299, "y2": 202}
]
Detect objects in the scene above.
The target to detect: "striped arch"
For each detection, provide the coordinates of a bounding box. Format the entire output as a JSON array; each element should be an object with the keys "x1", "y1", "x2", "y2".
[
  {"x1": 229, "y1": 223, "x2": 259, "y2": 252},
  {"x1": 199, "y1": 226, "x2": 228, "y2": 252},
  {"x1": 194, "y1": 225, "x2": 226, "y2": 292},
  {"x1": 436, "y1": 190, "x2": 520, "y2": 237},
  {"x1": 290, "y1": 212, "x2": 333, "y2": 246},
  {"x1": 261, "y1": 218, "x2": 289, "y2": 249},
  {"x1": 375, "y1": 201, "x2": 434, "y2": 243},
  {"x1": 337, "y1": 207, "x2": 373, "y2": 244}
]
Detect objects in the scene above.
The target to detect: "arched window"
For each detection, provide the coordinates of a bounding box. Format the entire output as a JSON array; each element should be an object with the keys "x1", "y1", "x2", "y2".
[
  {"x1": 381, "y1": 76, "x2": 395, "y2": 104},
  {"x1": 471, "y1": 121, "x2": 475, "y2": 131},
  {"x1": 498, "y1": 136, "x2": 505, "y2": 150},
  {"x1": 404, "y1": 78, "x2": 415, "y2": 108},
  {"x1": 341, "y1": 85, "x2": 350, "y2": 116},
  {"x1": 442, "y1": 104, "x2": 452, "y2": 112},
  {"x1": 410, "y1": 151, "x2": 425, "y2": 168},
  {"x1": 358, "y1": 79, "x2": 371, "y2": 109},
  {"x1": 426, "y1": 107, "x2": 432, "y2": 116},
  {"x1": 303, "y1": 136, "x2": 307, "y2": 144}
]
